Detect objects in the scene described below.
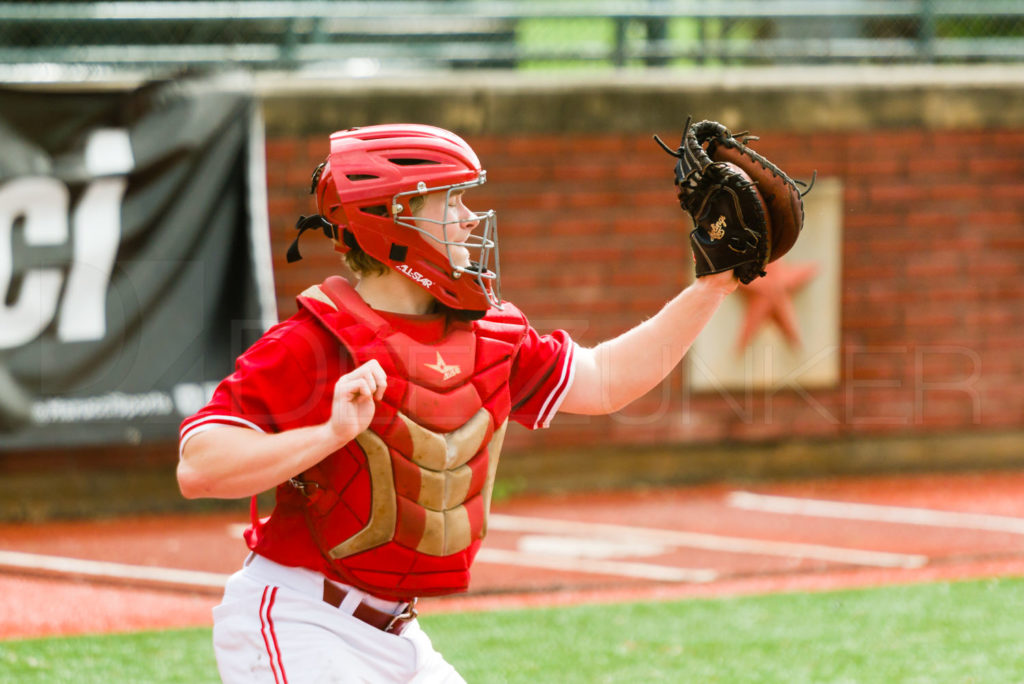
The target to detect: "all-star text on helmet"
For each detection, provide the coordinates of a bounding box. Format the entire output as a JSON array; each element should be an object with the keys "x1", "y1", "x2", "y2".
[{"x1": 288, "y1": 124, "x2": 501, "y2": 313}]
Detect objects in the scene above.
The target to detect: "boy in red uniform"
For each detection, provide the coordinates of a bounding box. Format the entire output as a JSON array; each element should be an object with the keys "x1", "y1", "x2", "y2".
[{"x1": 178, "y1": 124, "x2": 737, "y2": 683}]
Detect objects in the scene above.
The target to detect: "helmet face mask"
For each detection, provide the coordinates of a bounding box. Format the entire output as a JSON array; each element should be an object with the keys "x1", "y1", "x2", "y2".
[
  {"x1": 392, "y1": 174, "x2": 501, "y2": 309},
  {"x1": 307, "y1": 124, "x2": 502, "y2": 312}
]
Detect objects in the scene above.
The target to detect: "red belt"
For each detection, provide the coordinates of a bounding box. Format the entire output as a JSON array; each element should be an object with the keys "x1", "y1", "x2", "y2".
[{"x1": 321, "y1": 580, "x2": 418, "y2": 636}]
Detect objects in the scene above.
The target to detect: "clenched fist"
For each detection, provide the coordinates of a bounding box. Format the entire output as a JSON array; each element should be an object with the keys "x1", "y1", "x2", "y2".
[{"x1": 327, "y1": 359, "x2": 387, "y2": 443}]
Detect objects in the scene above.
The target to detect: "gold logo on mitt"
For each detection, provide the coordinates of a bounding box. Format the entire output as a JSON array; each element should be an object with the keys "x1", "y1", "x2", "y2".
[{"x1": 709, "y1": 216, "x2": 727, "y2": 240}]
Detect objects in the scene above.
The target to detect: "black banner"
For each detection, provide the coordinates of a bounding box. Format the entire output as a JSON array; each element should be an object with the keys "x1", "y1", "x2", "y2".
[{"x1": 0, "y1": 77, "x2": 276, "y2": 448}]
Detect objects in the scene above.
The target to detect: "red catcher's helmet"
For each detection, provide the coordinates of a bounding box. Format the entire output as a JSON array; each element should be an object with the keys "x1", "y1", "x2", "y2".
[{"x1": 291, "y1": 124, "x2": 501, "y2": 312}]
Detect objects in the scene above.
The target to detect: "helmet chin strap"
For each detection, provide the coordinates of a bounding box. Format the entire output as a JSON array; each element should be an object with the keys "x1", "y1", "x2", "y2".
[
  {"x1": 436, "y1": 301, "x2": 487, "y2": 322},
  {"x1": 287, "y1": 214, "x2": 338, "y2": 263}
]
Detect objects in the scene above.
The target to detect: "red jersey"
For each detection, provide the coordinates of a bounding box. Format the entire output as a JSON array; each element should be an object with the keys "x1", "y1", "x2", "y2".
[{"x1": 180, "y1": 278, "x2": 576, "y2": 597}]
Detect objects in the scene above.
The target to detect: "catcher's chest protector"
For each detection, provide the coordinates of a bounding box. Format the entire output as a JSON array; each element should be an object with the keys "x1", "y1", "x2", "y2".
[{"x1": 293, "y1": 277, "x2": 526, "y2": 599}]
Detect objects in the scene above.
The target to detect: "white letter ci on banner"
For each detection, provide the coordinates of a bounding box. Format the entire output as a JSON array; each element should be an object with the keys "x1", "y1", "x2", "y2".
[{"x1": 0, "y1": 129, "x2": 132, "y2": 349}]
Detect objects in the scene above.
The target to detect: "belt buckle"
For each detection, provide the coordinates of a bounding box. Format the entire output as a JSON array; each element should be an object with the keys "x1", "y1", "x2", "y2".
[{"x1": 385, "y1": 597, "x2": 419, "y2": 634}]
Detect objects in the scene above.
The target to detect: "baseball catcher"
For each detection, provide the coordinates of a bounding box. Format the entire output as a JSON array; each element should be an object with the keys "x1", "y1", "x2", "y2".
[
  {"x1": 179, "y1": 123, "x2": 744, "y2": 683},
  {"x1": 655, "y1": 118, "x2": 813, "y2": 284}
]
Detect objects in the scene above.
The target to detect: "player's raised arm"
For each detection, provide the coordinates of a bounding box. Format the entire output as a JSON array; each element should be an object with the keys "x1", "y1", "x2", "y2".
[{"x1": 560, "y1": 271, "x2": 737, "y2": 416}]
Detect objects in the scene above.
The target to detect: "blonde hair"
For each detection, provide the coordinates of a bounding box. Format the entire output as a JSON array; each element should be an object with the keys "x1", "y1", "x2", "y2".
[
  {"x1": 343, "y1": 248, "x2": 388, "y2": 277},
  {"x1": 343, "y1": 194, "x2": 426, "y2": 277}
]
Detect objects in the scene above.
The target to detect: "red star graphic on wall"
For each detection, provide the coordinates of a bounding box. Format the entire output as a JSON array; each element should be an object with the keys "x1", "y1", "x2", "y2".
[{"x1": 736, "y1": 260, "x2": 819, "y2": 353}]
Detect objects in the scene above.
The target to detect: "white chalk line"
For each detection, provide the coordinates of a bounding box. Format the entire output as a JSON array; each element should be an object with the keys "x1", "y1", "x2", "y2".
[
  {"x1": 0, "y1": 550, "x2": 230, "y2": 590},
  {"x1": 476, "y1": 548, "x2": 717, "y2": 583},
  {"x1": 0, "y1": 546, "x2": 712, "y2": 589},
  {"x1": 488, "y1": 514, "x2": 926, "y2": 569},
  {"x1": 728, "y1": 491, "x2": 1024, "y2": 535}
]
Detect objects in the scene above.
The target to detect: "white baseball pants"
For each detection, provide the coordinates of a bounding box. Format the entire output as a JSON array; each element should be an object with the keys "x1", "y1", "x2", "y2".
[{"x1": 212, "y1": 554, "x2": 465, "y2": 684}]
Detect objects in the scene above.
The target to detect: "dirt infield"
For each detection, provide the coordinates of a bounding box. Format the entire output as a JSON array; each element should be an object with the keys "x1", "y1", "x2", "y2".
[{"x1": 3, "y1": 469, "x2": 1024, "y2": 640}]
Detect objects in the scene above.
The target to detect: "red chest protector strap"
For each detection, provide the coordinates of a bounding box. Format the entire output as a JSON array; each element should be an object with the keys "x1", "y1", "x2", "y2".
[{"x1": 301, "y1": 277, "x2": 481, "y2": 432}]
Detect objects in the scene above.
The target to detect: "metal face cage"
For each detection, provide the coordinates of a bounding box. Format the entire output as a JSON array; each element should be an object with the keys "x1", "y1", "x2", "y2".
[{"x1": 391, "y1": 171, "x2": 501, "y2": 308}]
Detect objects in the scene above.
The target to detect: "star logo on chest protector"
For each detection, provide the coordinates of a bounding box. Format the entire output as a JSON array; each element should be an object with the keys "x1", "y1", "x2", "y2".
[{"x1": 425, "y1": 352, "x2": 461, "y2": 381}]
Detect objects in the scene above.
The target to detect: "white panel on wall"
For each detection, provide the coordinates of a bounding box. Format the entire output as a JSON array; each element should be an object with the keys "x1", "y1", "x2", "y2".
[{"x1": 689, "y1": 177, "x2": 844, "y2": 392}]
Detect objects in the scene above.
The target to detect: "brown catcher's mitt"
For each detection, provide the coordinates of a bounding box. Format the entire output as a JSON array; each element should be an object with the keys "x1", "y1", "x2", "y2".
[{"x1": 655, "y1": 118, "x2": 813, "y2": 284}]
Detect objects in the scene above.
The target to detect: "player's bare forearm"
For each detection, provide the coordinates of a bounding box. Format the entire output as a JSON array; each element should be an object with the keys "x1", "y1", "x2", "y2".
[
  {"x1": 560, "y1": 272, "x2": 737, "y2": 415},
  {"x1": 177, "y1": 421, "x2": 357, "y2": 500},
  {"x1": 178, "y1": 361, "x2": 385, "y2": 500}
]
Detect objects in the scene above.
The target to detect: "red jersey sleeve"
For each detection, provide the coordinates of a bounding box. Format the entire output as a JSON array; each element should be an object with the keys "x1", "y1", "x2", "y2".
[
  {"x1": 178, "y1": 312, "x2": 347, "y2": 452},
  {"x1": 508, "y1": 325, "x2": 577, "y2": 430}
]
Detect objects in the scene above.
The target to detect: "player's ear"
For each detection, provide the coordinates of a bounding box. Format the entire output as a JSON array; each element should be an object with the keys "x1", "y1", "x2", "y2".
[{"x1": 408, "y1": 194, "x2": 426, "y2": 216}]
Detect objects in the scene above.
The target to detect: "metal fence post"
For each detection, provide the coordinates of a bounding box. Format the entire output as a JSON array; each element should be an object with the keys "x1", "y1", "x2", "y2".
[
  {"x1": 919, "y1": 0, "x2": 937, "y2": 63},
  {"x1": 645, "y1": 16, "x2": 669, "y2": 66},
  {"x1": 614, "y1": 16, "x2": 627, "y2": 67}
]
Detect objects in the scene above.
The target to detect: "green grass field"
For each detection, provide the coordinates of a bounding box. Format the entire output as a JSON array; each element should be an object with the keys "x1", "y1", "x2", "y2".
[{"x1": 3, "y1": 577, "x2": 1022, "y2": 683}]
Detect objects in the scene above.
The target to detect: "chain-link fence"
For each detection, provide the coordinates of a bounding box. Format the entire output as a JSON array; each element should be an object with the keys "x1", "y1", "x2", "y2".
[{"x1": 2, "y1": 1, "x2": 1022, "y2": 80}]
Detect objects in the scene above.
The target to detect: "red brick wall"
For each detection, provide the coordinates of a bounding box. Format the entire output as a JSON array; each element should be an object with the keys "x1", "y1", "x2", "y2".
[{"x1": 264, "y1": 127, "x2": 1024, "y2": 453}]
